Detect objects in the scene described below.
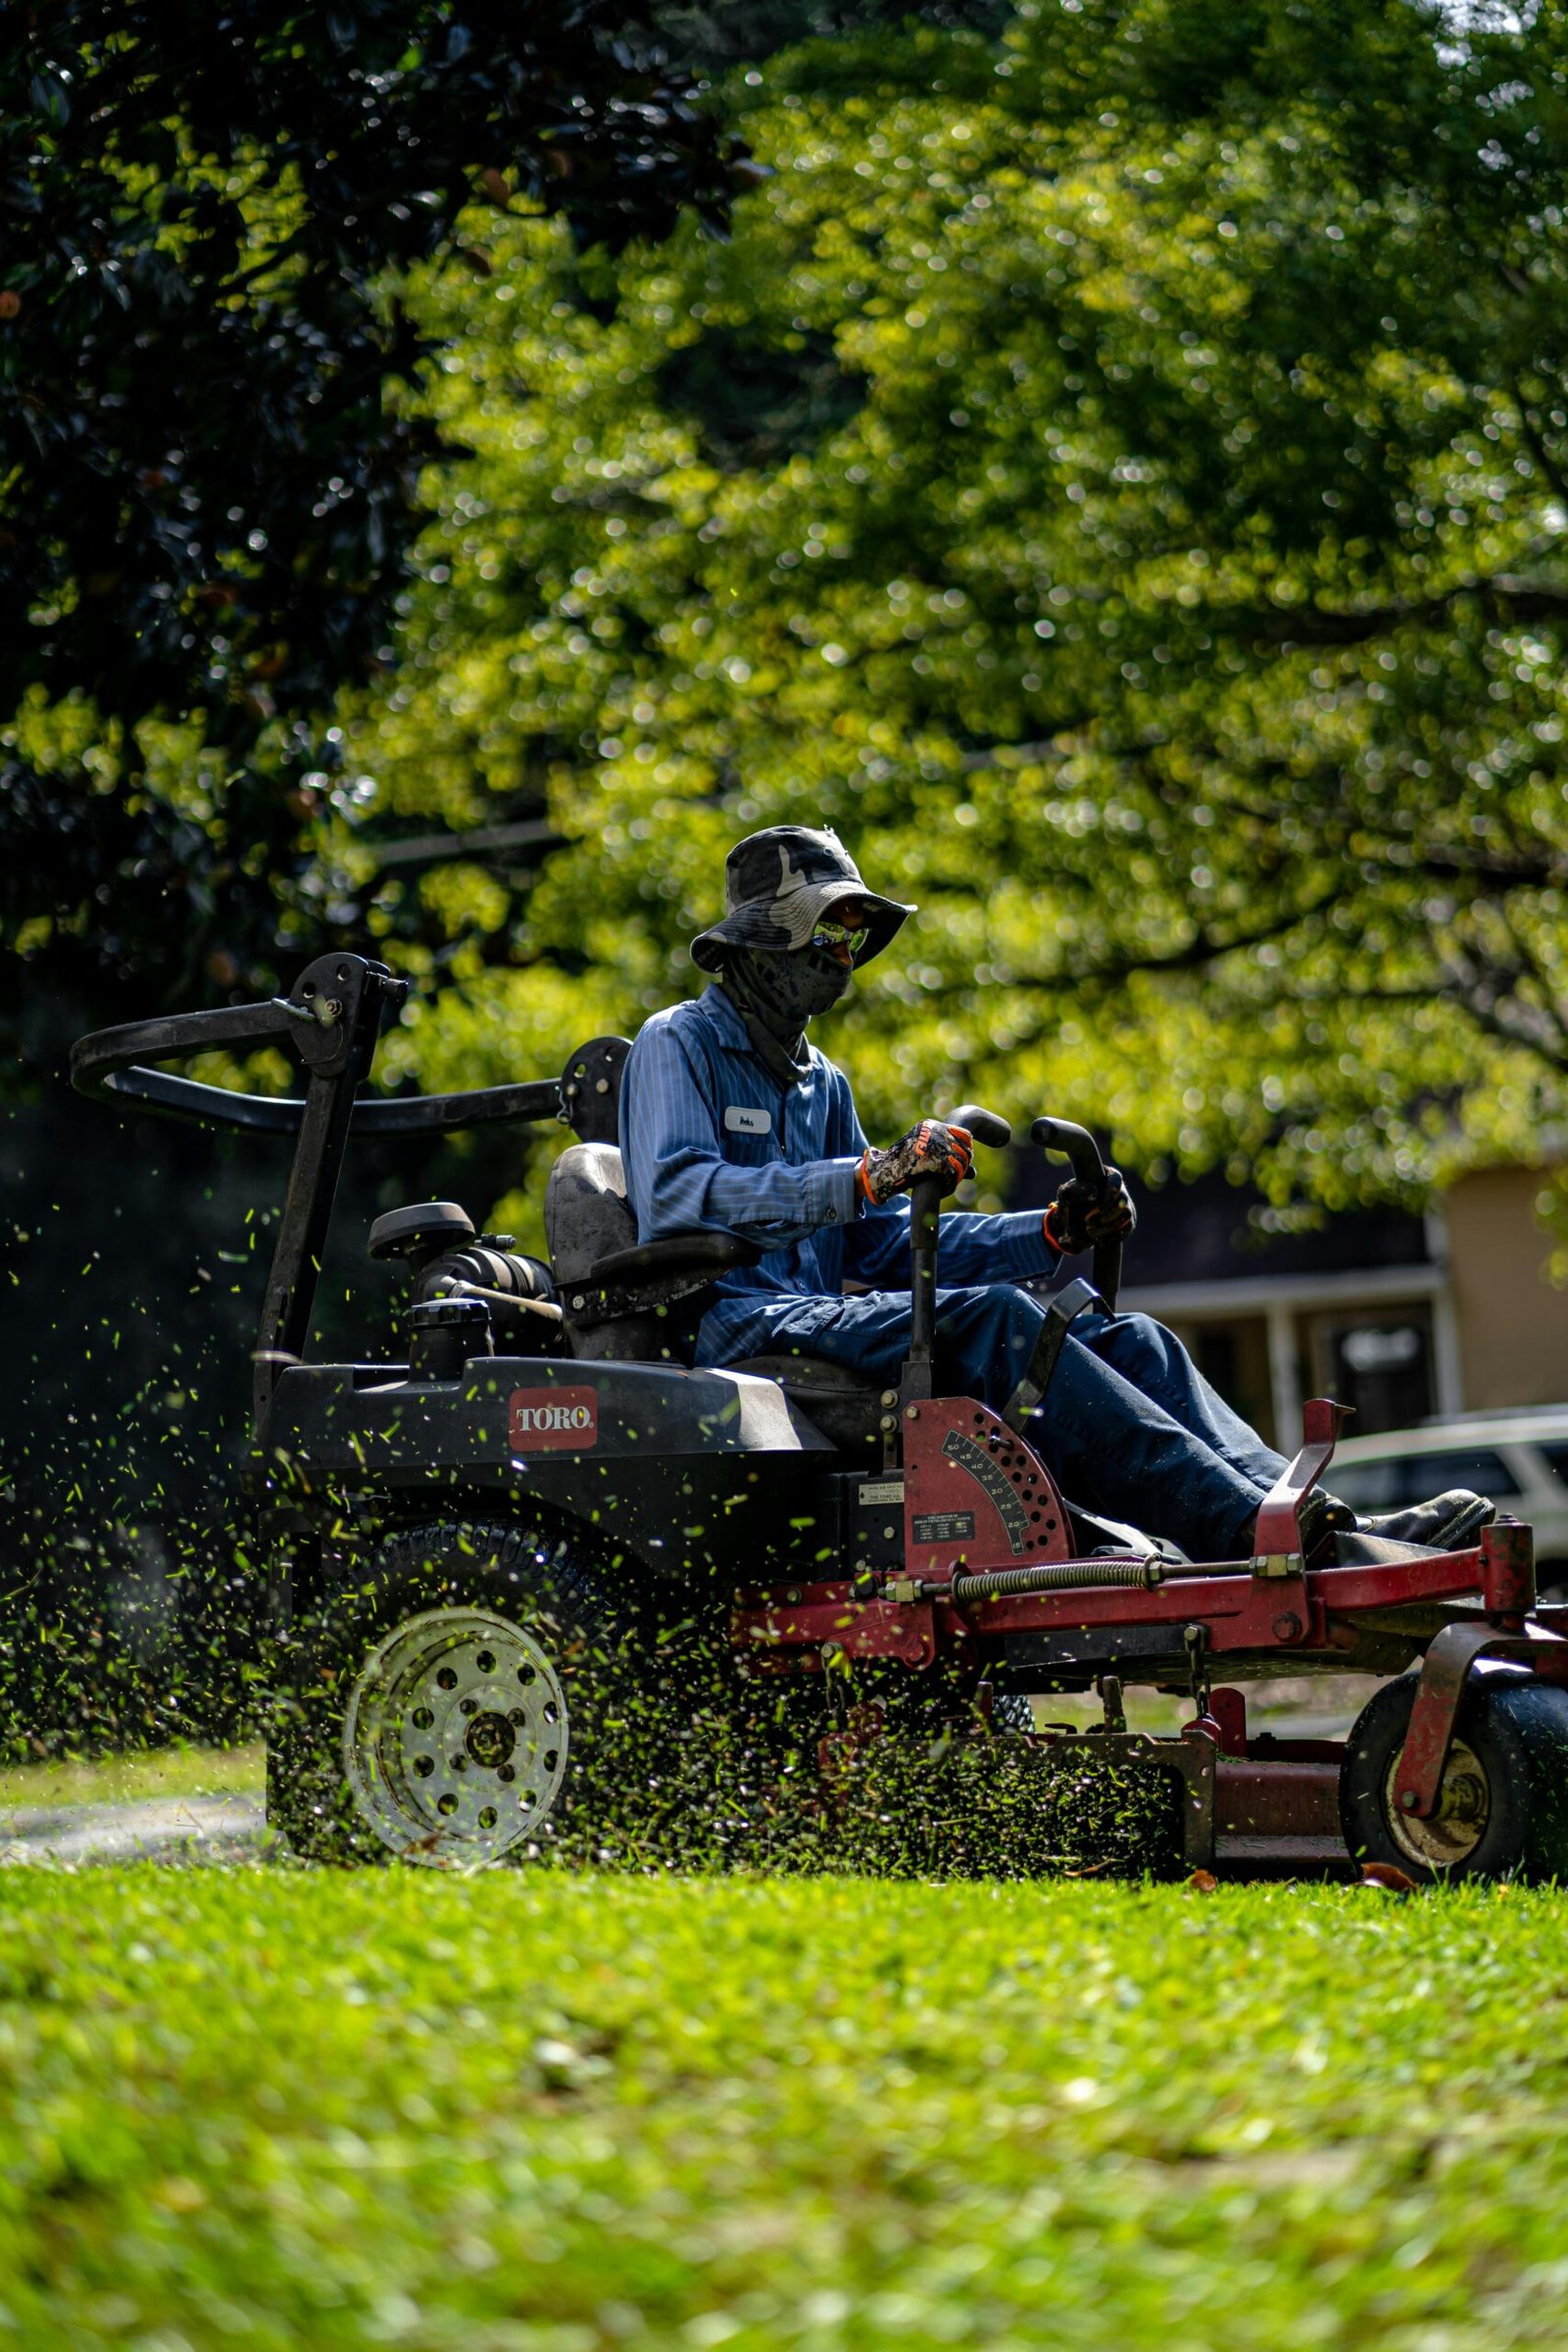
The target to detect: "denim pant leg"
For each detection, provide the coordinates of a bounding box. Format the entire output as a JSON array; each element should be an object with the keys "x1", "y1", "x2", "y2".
[
  {"x1": 757, "y1": 1287, "x2": 1275, "y2": 1563},
  {"x1": 721, "y1": 1283, "x2": 1051, "y2": 1396},
  {"x1": 1028, "y1": 1338, "x2": 1270, "y2": 1563},
  {"x1": 1072, "y1": 1311, "x2": 1291, "y2": 1494},
  {"x1": 925, "y1": 1294, "x2": 1283, "y2": 1555}
]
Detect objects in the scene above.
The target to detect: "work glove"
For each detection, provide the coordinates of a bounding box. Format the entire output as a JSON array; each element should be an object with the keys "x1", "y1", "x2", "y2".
[
  {"x1": 1044, "y1": 1168, "x2": 1137, "y2": 1255},
  {"x1": 858, "y1": 1119, "x2": 973, "y2": 1206}
]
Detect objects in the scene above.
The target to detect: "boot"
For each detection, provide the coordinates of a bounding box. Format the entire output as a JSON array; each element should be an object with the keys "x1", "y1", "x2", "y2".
[
  {"x1": 1295, "y1": 1489, "x2": 1357, "y2": 1563},
  {"x1": 1355, "y1": 1490, "x2": 1494, "y2": 1552}
]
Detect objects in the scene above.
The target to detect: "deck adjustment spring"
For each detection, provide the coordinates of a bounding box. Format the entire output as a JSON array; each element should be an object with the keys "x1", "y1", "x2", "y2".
[{"x1": 949, "y1": 1556, "x2": 1163, "y2": 1603}]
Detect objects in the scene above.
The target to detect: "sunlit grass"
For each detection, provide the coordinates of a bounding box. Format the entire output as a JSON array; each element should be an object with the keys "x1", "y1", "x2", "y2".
[
  {"x1": 1, "y1": 1869, "x2": 1564, "y2": 2347},
  {"x1": 0, "y1": 1740, "x2": 264, "y2": 1812}
]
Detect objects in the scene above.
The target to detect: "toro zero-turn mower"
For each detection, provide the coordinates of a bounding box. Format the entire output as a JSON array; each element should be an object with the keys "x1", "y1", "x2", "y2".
[{"x1": 73, "y1": 951, "x2": 1568, "y2": 1882}]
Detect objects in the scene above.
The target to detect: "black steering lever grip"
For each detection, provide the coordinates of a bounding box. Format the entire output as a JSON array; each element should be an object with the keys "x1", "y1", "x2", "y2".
[
  {"x1": 951, "y1": 1102, "x2": 1011, "y2": 1151},
  {"x1": 1030, "y1": 1116, "x2": 1121, "y2": 1312},
  {"x1": 1029, "y1": 1116, "x2": 1106, "y2": 1188}
]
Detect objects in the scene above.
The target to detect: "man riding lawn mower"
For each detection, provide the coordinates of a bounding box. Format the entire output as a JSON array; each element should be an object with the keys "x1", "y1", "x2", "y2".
[
  {"x1": 622, "y1": 825, "x2": 1493, "y2": 1573},
  {"x1": 71, "y1": 827, "x2": 1568, "y2": 1883}
]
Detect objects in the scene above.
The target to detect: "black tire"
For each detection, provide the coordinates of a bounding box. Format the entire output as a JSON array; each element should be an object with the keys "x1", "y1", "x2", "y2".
[
  {"x1": 1341, "y1": 1668, "x2": 1568, "y2": 1884},
  {"x1": 268, "y1": 1520, "x2": 700, "y2": 1868},
  {"x1": 991, "y1": 1690, "x2": 1036, "y2": 1735}
]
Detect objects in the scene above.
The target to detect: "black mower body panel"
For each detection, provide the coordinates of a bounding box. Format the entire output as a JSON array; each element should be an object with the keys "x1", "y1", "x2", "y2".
[{"x1": 255, "y1": 1354, "x2": 852, "y2": 1585}]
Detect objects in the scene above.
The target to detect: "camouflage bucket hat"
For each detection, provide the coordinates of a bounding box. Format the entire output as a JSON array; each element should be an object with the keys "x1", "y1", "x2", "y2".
[{"x1": 690, "y1": 825, "x2": 914, "y2": 973}]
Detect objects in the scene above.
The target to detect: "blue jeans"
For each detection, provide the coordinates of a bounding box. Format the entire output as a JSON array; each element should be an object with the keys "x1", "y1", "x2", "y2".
[{"x1": 717, "y1": 1284, "x2": 1290, "y2": 1562}]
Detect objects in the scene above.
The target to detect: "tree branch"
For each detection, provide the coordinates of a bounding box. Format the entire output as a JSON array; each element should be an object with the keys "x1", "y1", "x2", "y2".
[
  {"x1": 1432, "y1": 929, "x2": 1568, "y2": 1073},
  {"x1": 1491, "y1": 901, "x2": 1568, "y2": 1055},
  {"x1": 1510, "y1": 379, "x2": 1568, "y2": 509},
  {"x1": 1409, "y1": 843, "x2": 1568, "y2": 891},
  {"x1": 1002, "y1": 882, "x2": 1344, "y2": 1006},
  {"x1": 1197, "y1": 575, "x2": 1568, "y2": 648}
]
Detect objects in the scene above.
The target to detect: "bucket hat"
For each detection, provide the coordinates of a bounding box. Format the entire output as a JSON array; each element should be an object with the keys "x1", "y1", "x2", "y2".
[{"x1": 690, "y1": 825, "x2": 913, "y2": 972}]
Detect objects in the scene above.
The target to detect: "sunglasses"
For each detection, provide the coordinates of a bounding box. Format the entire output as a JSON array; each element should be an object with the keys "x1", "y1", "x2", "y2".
[{"x1": 810, "y1": 915, "x2": 871, "y2": 960}]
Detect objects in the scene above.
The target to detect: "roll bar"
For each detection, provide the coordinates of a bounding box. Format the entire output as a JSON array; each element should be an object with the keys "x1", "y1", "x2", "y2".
[
  {"x1": 71, "y1": 977, "x2": 562, "y2": 1137},
  {"x1": 71, "y1": 952, "x2": 602, "y2": 1439}
]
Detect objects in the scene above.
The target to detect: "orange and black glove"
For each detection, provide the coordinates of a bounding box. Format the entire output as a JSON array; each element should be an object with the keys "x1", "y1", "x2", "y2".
[
  {"x1": 858, "y1": 1119, "x2": 974, "y2": 1205},
  {"x1": 1044, "y1": 1169, "x2": 1136, "y2": 1254}
]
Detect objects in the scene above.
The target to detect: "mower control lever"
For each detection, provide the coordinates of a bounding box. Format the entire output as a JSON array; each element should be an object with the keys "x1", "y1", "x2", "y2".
[
  {"x1": 951, "y1": 1103, "x2": 1011, "y2": 1151},
  {"x1": 1030, "y1": 1116, "x2": 1121, "y2": 1312},
  {"x1": 1029, "y1": 1116, "x2": 1105, "y2": 1187},
  {"x1": 905, "y1": 1174, "x2": 943, "y2": 1390},
  {"x1": 904, "y1": 1106, "x2": 1008, "y2": 1386}
]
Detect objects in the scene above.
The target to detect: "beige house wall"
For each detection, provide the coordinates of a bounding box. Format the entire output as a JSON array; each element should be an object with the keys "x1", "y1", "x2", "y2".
[{"x1": 1444, "y1": 1167, "x2": 1568, "y2": 1410}]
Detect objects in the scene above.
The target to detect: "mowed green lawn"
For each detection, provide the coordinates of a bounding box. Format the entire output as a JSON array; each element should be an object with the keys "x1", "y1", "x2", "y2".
[{"x1": 2, "y1": 1871, "x2": 1566, "y2": 2350}]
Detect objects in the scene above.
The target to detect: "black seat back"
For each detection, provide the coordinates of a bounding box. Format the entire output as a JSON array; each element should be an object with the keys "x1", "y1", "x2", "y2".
[
  {"x1": 545, "y1": 1142, "x2": 637, "y2": 1284},
  {"x1": 544, "y1": 1036, "x2": 861, "y2": 1425},
  {"x1": 545, "y1": 1143, "x2": 677, "y2": 1361}
]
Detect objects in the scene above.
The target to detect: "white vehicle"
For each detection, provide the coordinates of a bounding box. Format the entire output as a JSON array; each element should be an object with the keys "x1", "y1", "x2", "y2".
[{"x1": 1330, "y1": 1408, "x2": 1568, "y2": 1592}]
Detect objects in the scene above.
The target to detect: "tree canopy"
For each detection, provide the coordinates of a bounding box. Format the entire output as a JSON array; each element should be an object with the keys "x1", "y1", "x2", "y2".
[
  {"x1": 8, "y1": 0, "x2": 1568, "y2": 1240},
  {"x1": 0, "y1": 0, "x2": 756, "y2": 1060},
  {"x1": 325, "y1": 0, "x2": 1568, "y2": 1226}
]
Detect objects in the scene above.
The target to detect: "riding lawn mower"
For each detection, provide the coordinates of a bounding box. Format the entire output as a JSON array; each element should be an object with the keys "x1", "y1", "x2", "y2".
[{"x1": 72, "y1": 951, "x2": 1568, "y2": 1883}]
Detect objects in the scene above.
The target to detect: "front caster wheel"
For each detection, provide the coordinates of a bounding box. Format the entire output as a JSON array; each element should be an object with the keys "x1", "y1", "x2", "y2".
[
  {"x1": 268, "y1": 1521, "x2": 684, "y2": 1868},
  {"x1": 1341, "y1": 1668, "x2": 1568, "y2": 1884}
]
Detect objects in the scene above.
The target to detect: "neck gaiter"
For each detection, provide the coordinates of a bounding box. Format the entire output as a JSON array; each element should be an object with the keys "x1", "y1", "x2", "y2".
[{"x1": 717, "y1": 947, "x2": 852, "y2": 1088}]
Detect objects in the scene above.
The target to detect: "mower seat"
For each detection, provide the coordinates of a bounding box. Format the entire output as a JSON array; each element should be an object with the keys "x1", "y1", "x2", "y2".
[
  {"x1": 545, "y1": 1143, "x2": 760, "y2": 1364},
  {"x1": 543, "y1": 1152, "x2": 881, "y2": 1444},
  {"x1": 731, "y1": 1355, "x2": 890, "y2": 1454},
  {"x1": 546, "y1": 1141, "x2": 638, "y2": 1284}
]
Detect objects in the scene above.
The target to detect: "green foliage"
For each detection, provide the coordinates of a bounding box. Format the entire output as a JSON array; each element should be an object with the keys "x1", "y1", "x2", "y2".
[
  {"x1": 0, "y1": 1, "x2": 750, "y2": 1058},
  {"x1": 345, "y1": 0, "x2": 1568, "y2": 1209},
  {"x1": 3, "y1": 1870, "x2": 1568, "y2": 2343}
]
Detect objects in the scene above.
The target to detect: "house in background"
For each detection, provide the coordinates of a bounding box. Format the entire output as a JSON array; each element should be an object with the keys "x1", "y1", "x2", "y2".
[{"x1": 1013, "y1": 1157, "x2": 1567, "y2": 1447}]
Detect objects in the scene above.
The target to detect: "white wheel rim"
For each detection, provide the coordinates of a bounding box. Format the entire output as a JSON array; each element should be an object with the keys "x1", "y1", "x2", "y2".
[
  {"x1": 1385, "y1": 1732, "x2": 1491, "y2": 1872},
  {"x1": 342, "y1": 1606, "x2": 569, "y2": 1865}
]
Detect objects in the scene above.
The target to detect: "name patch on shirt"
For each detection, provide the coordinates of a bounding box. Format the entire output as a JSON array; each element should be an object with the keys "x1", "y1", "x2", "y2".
[{"x1": 724, "y1": 1104, "x2": 772, "y2": 1137}]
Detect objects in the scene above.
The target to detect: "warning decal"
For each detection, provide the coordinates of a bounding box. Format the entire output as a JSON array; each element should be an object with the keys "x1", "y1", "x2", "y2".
[{"x1": 912, "y1": 1510, "x2": 977, "y2": 1544}]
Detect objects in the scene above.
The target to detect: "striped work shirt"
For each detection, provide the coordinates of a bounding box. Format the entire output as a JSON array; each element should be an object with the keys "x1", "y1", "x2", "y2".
[{"x1": 619, "y1": 983, "x2": 1059, "y2": 1365}]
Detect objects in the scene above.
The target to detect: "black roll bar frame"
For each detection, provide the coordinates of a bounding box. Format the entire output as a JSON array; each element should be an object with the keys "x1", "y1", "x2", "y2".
[{"x1": 72, "y1": 951, "x2": 570, "y2": 1438}]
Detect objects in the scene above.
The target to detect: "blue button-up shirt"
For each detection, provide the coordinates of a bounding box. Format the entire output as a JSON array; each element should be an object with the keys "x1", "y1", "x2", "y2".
[{"x1": 620, "y1": 984, "x2": 1058, "y2": 1364}]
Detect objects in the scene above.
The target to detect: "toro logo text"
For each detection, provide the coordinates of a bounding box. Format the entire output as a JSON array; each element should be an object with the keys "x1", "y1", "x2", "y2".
[{"x1": 509, "y1": 1386, "x2": 600, "y2": 1451}]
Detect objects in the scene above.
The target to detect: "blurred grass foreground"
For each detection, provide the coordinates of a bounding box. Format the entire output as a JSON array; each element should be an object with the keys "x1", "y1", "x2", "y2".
[{"x1": 2, "y1": 1871, "x2": 1567, "y2": 2348}]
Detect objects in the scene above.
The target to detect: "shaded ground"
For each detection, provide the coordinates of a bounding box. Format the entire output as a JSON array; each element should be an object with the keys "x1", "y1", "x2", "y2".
[
  {"x1": 1, "y1": 1870, "x2": 1564, "y2": 2348},
  {"x1": 0, "y1": 1791, "x2": 265, "y2": 1865},
  {"x1": 0, "y1": 1741, "x2": 267, "y2": 1864},
  {"x1": 1032, "y1": 1673, "x2": 1373, "y2": 1740}
]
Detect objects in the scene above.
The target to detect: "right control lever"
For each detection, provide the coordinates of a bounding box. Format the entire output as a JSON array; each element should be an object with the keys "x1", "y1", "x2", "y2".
[{"x1": 1031, "y1": 1115, "x2": 1121, "y2": 1312}]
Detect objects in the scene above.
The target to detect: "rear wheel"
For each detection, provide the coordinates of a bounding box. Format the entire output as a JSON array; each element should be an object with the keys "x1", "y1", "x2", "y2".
[
  {"x1": 268, "y1": 1520, "x2": 694, "y2": 1867},
  {"x1": 1341, "y1": 1668, "x2": 1568, "y2": 1884}
]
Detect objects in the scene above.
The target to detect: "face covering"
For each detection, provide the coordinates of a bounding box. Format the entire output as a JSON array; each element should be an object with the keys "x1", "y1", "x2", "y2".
[{"x1": 718, "y1": 946, "x2": 852, "y2": 1086}]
